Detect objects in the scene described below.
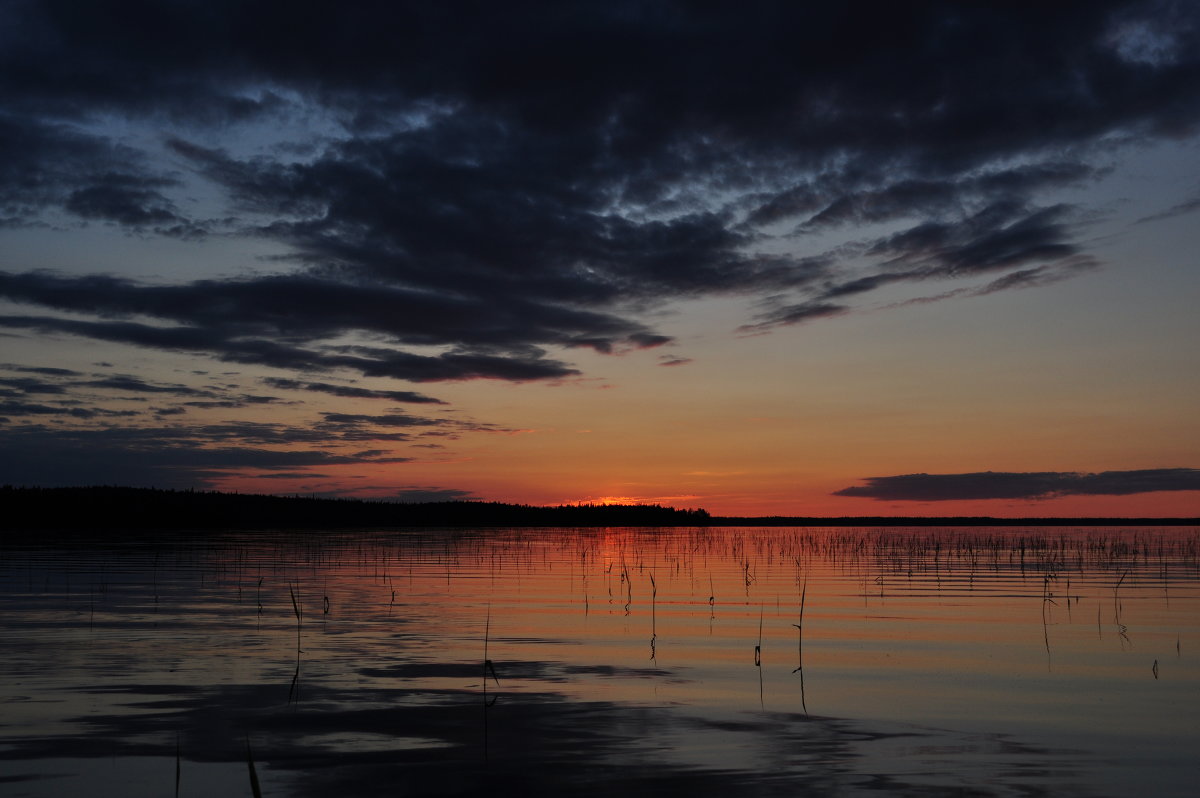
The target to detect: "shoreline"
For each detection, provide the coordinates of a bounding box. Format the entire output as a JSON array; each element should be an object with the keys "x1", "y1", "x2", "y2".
[{"x1": 2, "y1": 486, "x2": 1196, "y2": 530}]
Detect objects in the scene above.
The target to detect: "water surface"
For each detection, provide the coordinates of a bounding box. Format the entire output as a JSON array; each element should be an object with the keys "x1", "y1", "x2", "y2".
[{"x1": 1, "y1": 526, "x2": 1197, "y2": 796}]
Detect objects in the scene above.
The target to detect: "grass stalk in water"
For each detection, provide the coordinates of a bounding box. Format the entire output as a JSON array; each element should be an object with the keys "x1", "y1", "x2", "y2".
[
  {"x1": 483, "y1": 603, "x2": 499, "y2": 687},
  {"x1": 288, "y1": 582, "x2": 302, "y2": 654},
  {"x1": 792, "y1": 576, "x2": 807, "y2": 670}
]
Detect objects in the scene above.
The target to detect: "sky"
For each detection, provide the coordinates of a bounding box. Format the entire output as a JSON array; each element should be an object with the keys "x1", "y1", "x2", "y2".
[{"x1": 1, "y1": 0, "x2": 1198, "y2": 517}]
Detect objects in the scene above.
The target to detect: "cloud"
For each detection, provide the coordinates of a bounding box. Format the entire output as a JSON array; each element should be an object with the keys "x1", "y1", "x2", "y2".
[
  {"x1": 80, "y1": 375, "x2": 216, "y2": 397},
  {"x1": 64, "y1": 175, "x2": 183, "y2": 227},
  {"x1": 740, "y1": 302, "x2": 848, "y2": 333},
  {"x1": 0, "y1": 1, "x2": 1195, "y2": 382},
  {"x1": 833, "y1": 469, "x2": 1200, "y2": 501},
  {"x1": 0, "y1": 400, "x2": 138, "y2": 419},
  {"x1": 0, "y1": 423, "x2": 414, "y2": 488},
  {"x1": 390, "y1": 486, "x2": 482, "y2": 503},
  {"x1": 1135, "y1": 191, "x2": 1200, "y2": 225},
  {"x1": 319, "y1": 412, "x2": 444, "y2": 429},
  {"x1": 262, "y1": 377, "x2": 445, "y2": 405},
  {"x1": 0, "y1": 376, "x2": 68, "y2": 394},
  {"x1": 0, "y1": 308, "x2": 583, "y2": 383},
  {"x1": 0, "y1": 363, "x2": 82, "y2": 376}
]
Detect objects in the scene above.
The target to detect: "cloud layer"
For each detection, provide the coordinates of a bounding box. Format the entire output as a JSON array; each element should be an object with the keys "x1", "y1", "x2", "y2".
[
  {"x1": 834, "y1": 469, "x2": 1200, "y2": 502},
  {"x1": 3, "y1": 1, "x2": 1198, "y2": 382},
  {"x1": 1, "y1": 2, "x2": 1198, "y2": 501}
]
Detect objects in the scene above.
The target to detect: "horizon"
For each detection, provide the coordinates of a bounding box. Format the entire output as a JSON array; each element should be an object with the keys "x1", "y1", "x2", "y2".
[
  {"x1": 1, "y1": 2, "x2": 1198, "y2": 518},
  {"x1": 5, "y1": 484, "x2": 1199, "y2": 523}
]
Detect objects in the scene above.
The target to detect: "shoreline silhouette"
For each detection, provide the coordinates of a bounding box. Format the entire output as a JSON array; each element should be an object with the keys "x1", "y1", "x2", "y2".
[{"x1": 2, "y1": 486, "x2": 1196, "y2": 531}]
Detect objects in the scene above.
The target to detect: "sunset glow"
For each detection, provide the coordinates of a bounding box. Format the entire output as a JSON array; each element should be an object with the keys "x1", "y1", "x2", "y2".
[{"x1": 1, "y1": 2, "x2": 1198, "y2": 517}]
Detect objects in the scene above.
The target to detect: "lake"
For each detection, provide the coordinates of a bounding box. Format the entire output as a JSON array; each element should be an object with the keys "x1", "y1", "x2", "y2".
[{"x1": 1, "y1": 526, "x2": 1197, "y2": 797}]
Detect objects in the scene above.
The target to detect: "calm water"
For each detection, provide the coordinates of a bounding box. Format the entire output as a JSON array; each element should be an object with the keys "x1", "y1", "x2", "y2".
[{"x1": 1, "y1": 526, "x2": 1197, "y2": 797}]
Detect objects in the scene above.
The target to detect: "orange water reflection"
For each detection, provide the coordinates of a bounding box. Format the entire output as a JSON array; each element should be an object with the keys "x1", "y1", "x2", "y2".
[{"x1": 1, "y1": 526, "x2": 1198, "y2": 796}]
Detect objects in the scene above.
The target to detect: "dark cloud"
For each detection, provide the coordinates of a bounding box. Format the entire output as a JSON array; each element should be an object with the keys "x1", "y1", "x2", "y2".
[
  {"x1": 740, "y1": 302, "x2": 848, "y2": 333},
  {"x1": 391, "y1": 486, "x2": 482, "y2": 503},
  {"x1": 0, "y1": 1, "x2": 1195, "y2": 380},
  {"x1": 320, "y1": 412, "x2": 444, "y2": 429},
  {"x1": 0, "y1": 363, "x2": 82, "y2": 376},
  {"x1": 0, "y1": 309, "x2": 582, "y2": 383},
  {"x1": 1135, "y1": 191, "x2": 1200, "y2": 225},
  {"x1": 64, "y1": 175, "x2": 182, "y2": 227},
  {"x1": 262, "y1": 377, "x2": 445, "y2": 405},
  {"x1": 791, "y1": 163, "x2": 1096, "y2": 234},
  {"x1": 0, "y1": 376, "x2": 68, "y2": 394},
  {"x1": 834, "y1": 469, "x2": 1200, "y2": 501},
  {"x1": 0, "y1": 400, "x2": 139, "y2": 419},
  {"x1": 867, "y1": 203, "x2": 1081, "y2": 277},
  {"x1": 0, "y1": 423, "x2": 414, "y2": 488},
  {"x1": 314, "y1": 411, "x2": 509, "y2": 439},
  {"x1": 238, "y1": 394, "x2": 281, "y2": 404},
  {"x1": 81, "y1": 375, "x2": 215, "y2": 396}
]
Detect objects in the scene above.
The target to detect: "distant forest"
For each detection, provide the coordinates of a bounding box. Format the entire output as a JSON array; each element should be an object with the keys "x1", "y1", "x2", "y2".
[
  {"x1": 0, "y1": 486, "x2": 710, "y2": 530},
  {"x1": 1, "y1": 486, "x2": 1195, "y2": 531}
]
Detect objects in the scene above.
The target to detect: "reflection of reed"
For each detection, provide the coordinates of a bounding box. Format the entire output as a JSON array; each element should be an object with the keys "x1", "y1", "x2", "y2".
[
  {"x1": 483, "y1": 604, "x2": 500, "y2": 688},
  {"x1": 792, "y1": 576, "x2": 808, "y2": 715},
  {"x1": 245, "y1": 736, "x2": 263, "y2": 798},
  {"x1": 621, "y1": 558, "x2": 632, "y2": 616},
  {"x1": 1041, "y1": 574, "x2": 1057, "y2": 671},
  {"x1": 649, "y1": 571, "x2": 657, "y2": 662},
  {"x1": 755, "y1": 604, "x2": 764, "y2": 709},
  {"x1": 1113, "y1": 568, "x2": 1129, "y2": 625},
  {"x1": 708, "y1": 574, "x2": 716, "y2": 631},
  {"x1": 288, "y1": 582, "x2": 303, "y2": 704},
  {"x1": 288, "y1": 657, "x2": 300, "y2": 705},
  {"x1": 7, "y1": 523, "x2": 1200, "y2": 796},
  {"x1": 754, "y1": 604, "x2": 763, "y2": 666},
  {"x1": 482, "y1": 604, "x2": 499, "y2": 764}
]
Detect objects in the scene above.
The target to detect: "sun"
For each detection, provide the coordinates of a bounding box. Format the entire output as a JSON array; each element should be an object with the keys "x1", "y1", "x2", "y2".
[{"x1": 570, "y1": 495, "x2": 643, "y2": 506}]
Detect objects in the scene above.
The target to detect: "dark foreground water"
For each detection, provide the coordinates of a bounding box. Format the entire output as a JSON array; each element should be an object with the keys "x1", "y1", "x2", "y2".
[{"x1": 1, "y1": 526, "x2": 1197, "y2": 797}]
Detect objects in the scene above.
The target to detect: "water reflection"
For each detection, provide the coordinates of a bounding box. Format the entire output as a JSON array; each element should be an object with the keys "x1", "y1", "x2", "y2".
[{"x1": 1, "y1": 526, "x2": 1197, "y2": 797}]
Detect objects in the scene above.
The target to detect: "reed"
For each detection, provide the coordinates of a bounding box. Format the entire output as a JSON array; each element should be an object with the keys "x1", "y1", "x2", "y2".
[
  {"x1": 288, "y1": 582, "x2": 303, "y2": 655},
  {"x1": 1113, "y1": 567, "x2": 1130, "y2": 626},
  {"x1": 483, "y1": 604, "x2": 499, "y2": 687},
  {"x1": 792, "y1": 576, "x2": 807, "y2": 671}
]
